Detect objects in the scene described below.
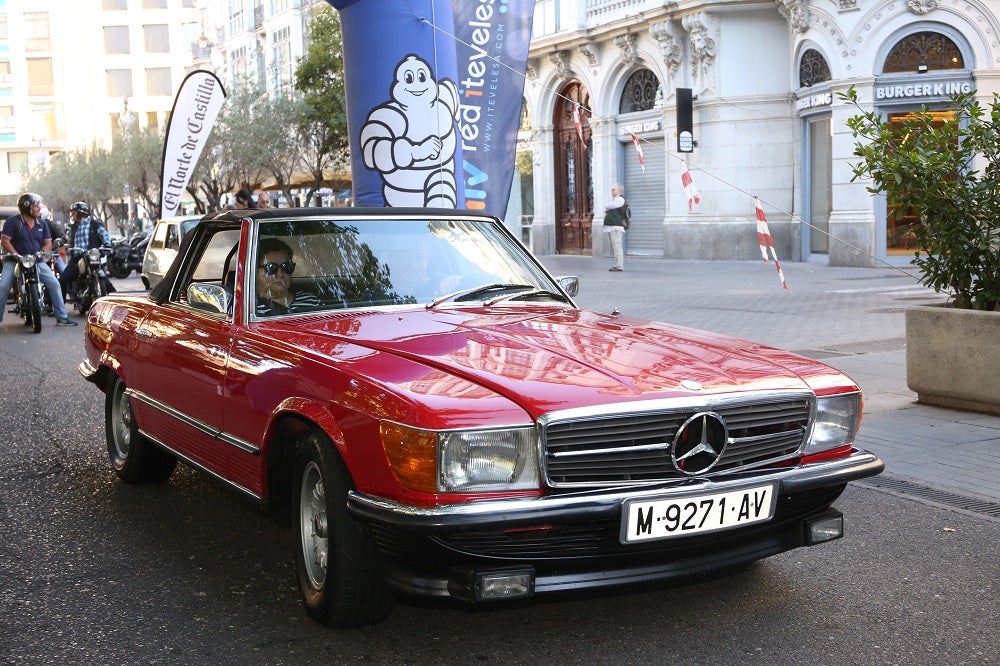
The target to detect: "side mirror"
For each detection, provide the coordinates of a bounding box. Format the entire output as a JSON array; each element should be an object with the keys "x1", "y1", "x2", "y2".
[
  {"x1": 556, "y1": 275, "x2": 579, "y2": 298},
  {"x1": 188, "y1": 283, "x2": 231, "y2": 315}
]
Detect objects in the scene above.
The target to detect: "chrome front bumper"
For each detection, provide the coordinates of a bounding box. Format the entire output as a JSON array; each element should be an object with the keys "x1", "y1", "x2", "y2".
[{"x1": 347, "y1": 449, "x2": 884, "y2": 531}]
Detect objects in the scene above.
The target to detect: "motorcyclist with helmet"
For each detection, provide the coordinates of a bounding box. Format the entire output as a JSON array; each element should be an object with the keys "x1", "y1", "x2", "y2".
[
  {"x1": 60, "y1": 201, "x2": 115, "y2": 302},
  {"x1": 0, "y1": 192, "x2": 77, "y2": 326}
]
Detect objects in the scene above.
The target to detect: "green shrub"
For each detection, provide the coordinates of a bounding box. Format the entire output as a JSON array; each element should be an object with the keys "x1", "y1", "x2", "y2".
[{"x1": 842, "y1": 86, "x2": 1000, "y2": 311}]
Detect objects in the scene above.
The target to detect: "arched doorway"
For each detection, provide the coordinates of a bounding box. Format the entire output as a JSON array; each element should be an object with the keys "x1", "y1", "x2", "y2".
[
  {"x1": 553, "y1": 81, "x2": 593, "y2": 254},
  {"x1": 876, "y1": 30, "x2": 968, "y2": 257},
  {"x1": 798, "y1": 48, "x2": 833, "y2": 259},
  {"x1": 618, "y1": 68, "x2": 666, "y2": 256}
]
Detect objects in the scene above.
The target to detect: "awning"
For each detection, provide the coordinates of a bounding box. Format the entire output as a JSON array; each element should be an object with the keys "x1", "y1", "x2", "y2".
[{"x1": 257, "y1": 170, "x2": 351, "y2": 191}]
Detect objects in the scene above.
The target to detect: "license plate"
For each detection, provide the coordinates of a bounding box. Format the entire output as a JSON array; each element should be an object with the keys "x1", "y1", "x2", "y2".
[{"x1": 621, "y1": 484, "x2": 776, "y2": 543}]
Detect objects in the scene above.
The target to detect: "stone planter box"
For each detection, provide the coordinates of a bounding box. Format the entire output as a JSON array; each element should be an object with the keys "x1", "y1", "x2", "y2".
[{"x1": 906, "y1": 303, "x2": 1000, "y2": 415}]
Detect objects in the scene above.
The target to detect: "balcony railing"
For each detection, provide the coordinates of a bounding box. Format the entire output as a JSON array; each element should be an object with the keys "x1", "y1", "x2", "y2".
[{"x1": 587, "y1": 0, "x2": 648, "y2": 19}]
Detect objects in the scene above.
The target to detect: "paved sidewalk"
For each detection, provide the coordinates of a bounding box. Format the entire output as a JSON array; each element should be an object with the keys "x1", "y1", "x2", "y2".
[{"x1": 539, "y1": 255, "x2": 1000, "y2": 507}]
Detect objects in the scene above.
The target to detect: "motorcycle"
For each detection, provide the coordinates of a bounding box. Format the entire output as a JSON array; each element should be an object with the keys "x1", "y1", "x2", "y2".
[
  {"x1": 66, "y1": 245, "x2": 112, "y2": 313},
  {"x1": 106, "y1": 231, "x2": 149, "y2": 279},
  {"x1": 2, "y1": 251, "x2": 49, "y2": 333},
  {"x1": 40, "y1": 244, "x2": 60, "y2": 317}
]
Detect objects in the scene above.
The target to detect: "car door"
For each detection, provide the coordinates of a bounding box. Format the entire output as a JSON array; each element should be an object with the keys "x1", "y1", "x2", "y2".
[{"x1": 129, "y1": 225, "x2": 244, "y2": 484}]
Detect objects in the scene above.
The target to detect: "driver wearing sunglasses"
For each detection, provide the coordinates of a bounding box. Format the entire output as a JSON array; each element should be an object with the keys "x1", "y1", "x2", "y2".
[{"x1": 254, "y1": 237, "x2": 322, "y2": 317}]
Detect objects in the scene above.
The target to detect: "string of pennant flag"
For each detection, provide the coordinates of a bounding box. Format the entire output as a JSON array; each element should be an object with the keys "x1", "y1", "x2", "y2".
[
  {"x1": 571, "y1": 100, "x2": 787, "y2": 289},
  {"x1": 425, "y1": 19, "x2": 900, "y2": 292}
]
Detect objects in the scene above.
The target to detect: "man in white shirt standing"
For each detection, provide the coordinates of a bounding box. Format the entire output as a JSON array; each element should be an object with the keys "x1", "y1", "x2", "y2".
[{"x1": 602, "y1": 183, "x2": 626, "y2": 272}]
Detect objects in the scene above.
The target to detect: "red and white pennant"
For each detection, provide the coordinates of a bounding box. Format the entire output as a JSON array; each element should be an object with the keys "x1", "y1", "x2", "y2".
[
  {"x1": 680, "y1": 160, "x2": 700, "y2": 212},
  {"x1": 753, "y1": 196, "x2": 789, "y2": 290},
  {"x1": 630, "y1": 133, "x2": 645, "y2": 173},
  {"x1": 573, "y1": 103, "x2": 586, "y2": 147}
]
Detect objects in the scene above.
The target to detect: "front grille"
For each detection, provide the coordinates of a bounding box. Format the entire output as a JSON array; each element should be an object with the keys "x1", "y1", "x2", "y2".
[{"x1": 543, "y1": 394, "x2": 813, "y2": 487}]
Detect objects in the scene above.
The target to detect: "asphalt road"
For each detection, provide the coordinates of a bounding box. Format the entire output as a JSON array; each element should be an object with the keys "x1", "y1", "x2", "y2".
[{"x1": 1, "y1": 277, "x2": 997, "y2": 665}]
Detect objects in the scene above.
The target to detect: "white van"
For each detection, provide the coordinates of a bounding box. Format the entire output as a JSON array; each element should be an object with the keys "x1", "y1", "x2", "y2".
[{"x1": 140, "y1": 216, "x2": 201, "y2": 289}]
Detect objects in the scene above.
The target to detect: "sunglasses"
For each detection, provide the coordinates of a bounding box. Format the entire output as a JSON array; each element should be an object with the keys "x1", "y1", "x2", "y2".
[{"x1": 258, "y1": 261, "x2": 295, "y2": 276}]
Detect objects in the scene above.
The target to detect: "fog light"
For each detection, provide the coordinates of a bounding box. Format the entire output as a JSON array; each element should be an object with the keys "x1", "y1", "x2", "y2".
[
  {"x1": 806, "y1": 512, "x2": 843, "y2": 545},
  {"x1": 478, "y1": 569, "x2": 534, "y2": 600},
  {"x1": 449, "y1": 566, "x2": 535, "y2": 602}
]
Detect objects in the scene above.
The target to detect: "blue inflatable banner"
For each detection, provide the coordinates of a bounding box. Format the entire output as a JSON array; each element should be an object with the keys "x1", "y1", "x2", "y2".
[{"x1": 328, "y1": 0, "x2": 535, "y2": 217}]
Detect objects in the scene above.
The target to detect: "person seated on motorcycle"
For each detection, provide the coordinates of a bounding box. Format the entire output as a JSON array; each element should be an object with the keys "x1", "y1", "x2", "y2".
[
  {"x1": 0, "y1": 192, "x2": 77, "y2": 326},
  {"x1": 60, "y1": 201, "x2": 115, "y2": 301}
]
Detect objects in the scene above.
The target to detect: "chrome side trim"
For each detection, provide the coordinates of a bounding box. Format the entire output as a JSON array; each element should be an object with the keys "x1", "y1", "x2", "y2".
[
  {"x1": 347, "y1": 449, "x2": 884, "y2": 531},
  {"x1": 78, "y1": 359, "x2": 99, "y2": 382},
  {"x1": 126, "y1": 388, "x2": 260, "y2": 455},
  {"x1": 139, "y1": 430, "x2": 264, "y2": 503}
]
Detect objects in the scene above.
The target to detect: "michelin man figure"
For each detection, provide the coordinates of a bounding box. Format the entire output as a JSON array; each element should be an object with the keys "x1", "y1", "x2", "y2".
[{"x1": 360, "y1": 54, "x2": 460, "y2": 207}]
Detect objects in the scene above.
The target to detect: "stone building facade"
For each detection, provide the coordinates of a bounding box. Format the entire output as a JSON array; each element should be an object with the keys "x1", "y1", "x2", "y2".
[{"x1": 517, "y1": 0, "x2": 1000, "y2": 266}]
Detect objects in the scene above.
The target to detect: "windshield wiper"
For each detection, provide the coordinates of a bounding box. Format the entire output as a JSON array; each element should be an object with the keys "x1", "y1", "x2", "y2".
[
  {"x1": 484, "y1": 288, "x2": 572, "y2": 306},
  {"x1": 426, "y1": 283, "x2": 534, "y2": 309}
]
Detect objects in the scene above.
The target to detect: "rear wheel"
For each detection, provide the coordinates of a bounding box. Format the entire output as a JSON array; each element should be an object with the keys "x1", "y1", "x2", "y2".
[
  {"x1": 107, "y1": 258, "x2": 131, "y2": 279},
  {"x1": 105, "y1": 374, "x2": 176, "y2": 483},
  {"x1": 292, "y1": 430, "x2": 393, "y2": 627}
]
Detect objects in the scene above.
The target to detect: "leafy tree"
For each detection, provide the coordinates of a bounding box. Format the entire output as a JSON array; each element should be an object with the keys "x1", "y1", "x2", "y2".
[
  {"x1": 294, "y1": 4, "x2": 350, "y2": 200},
  {"x1": 252, "y1": 94, "x2": 307, "y2": 203},
  {"x1": 843, "y1": 87, "x2": 1000, "y2": 311},
  {"x1": 116, "y1": 122, "x2": 164, "y2": 229},
  {"x1": 24, "y1": 143, "x2": 123, "y2": 230},
  {"x1": 186, "y1": 127, "x2": 237, "y2": 214}
]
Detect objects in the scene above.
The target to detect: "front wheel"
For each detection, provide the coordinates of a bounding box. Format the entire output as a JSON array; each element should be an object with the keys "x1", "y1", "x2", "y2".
[
  {"x1": 26, "y1": 281, "x2": 42, "y2": 333},
  {"x1": 105, "y1": 374, "x2": 177, "y2": 483},
  {"x1": 292, "y1": 430, "x2": 393, "y2": 627},
  {"x1": 107, "y1": 258, "x2": 131, "y2": 279}
]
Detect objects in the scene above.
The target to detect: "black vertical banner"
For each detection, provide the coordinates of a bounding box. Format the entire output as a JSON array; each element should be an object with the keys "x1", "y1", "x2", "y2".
[{"x1": 676, "y1": 88, "x2": 693, "y2": 153}]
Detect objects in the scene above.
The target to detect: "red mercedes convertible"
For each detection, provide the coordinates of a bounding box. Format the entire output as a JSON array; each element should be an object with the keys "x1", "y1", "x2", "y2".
[{"x1": 80, "y1": 207, "x2": 883, "y2": 627}]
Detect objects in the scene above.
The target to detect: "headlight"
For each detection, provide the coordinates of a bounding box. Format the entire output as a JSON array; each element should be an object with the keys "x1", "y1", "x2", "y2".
[
  {"x1": 19, "y1": 254, "x2": 36, "y2": 269},
  {"x1": 439, "y1": 429, "x2": 539, "y2": 492},
  {"x1": 87, "y1": 248, "x2": 102, "y2": 262},
  {"x1": 381, "y1": 422, "x2": 539, "y2": 493},
  {"x1": 804, "y1": 393, "x2": 861, "y2": 455}
]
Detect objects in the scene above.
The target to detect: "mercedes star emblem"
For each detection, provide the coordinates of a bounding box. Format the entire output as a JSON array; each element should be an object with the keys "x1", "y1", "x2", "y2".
[{"x1": 671, "y1": 411, "x2": 728, "y2": 475}]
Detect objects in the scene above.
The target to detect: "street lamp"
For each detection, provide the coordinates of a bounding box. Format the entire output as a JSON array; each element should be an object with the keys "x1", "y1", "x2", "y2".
[{"x1": 118, "y1": 97, "x2": 137, "y2": 231}]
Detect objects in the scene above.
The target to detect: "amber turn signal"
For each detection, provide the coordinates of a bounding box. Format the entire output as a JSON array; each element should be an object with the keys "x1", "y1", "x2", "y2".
[{"x1": 380, "y1": 421, "x2": 438, "y2": 493}]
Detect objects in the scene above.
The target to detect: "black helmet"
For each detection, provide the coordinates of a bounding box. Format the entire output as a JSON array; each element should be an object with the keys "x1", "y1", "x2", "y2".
[
  {"x1": 17, "y1": 192, "x2": 43, "y2": 217},
  {"x1": 70, "y1": 201, "x2": 91, "y2": 217}
]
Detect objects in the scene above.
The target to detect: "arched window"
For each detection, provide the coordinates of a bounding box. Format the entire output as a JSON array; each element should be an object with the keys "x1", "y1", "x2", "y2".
[
  {"x1": 618, "y1": 69, "x2": 663, "y2": 114},
  {"x1": 799, "y1": 49, "x2": 831, "y2": 87},
  {"x1": 883, "y1": 31, "x2": 964, "y2": 73}
]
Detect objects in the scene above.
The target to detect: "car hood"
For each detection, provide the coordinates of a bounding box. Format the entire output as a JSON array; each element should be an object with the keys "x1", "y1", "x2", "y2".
[{"x1": 271, "y1": 307, "x2": 853, "y2": 417}]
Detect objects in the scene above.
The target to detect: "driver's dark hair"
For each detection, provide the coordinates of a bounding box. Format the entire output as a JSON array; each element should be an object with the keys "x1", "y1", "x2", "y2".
[{"x1": 257, "y1": 237, "x2": 293, "y2": 261}]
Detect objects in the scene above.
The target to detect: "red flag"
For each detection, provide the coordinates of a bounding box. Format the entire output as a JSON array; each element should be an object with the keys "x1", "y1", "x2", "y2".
[
  {"x1": 630, "y1": 133, "x2": 645, "y2": 173},
  {"x1": 753, "y1": 196, "x2": 789, "y2": 290},
  {"x1": 573, "y1": 103, "x2": 585, "y2": 146},
  {"x1": 680, "y1": 160, "x2": 700, "y2": 212}
]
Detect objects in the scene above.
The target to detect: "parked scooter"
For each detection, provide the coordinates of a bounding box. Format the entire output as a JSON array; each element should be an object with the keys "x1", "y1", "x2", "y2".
[
  {"x1": 2, "y1": 251, "x2": 49, "y2": 333},
  {"x1": 107, "y1": 231, "x2": 149, "y2": 279},
  {"x1": 65, "y1": 245, "x2": 112, "y2": 313}
]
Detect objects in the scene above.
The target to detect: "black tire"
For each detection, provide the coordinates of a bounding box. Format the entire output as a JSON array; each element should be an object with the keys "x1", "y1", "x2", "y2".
[
  {"x1": 107, "y1": 259, "x2": 131, "y2": 279},
  {"x1": 78, "y1": 290, "x2": 94, "y2": 314},
  {"x1": 26, "y1": 282, "x2": 42, "y2": 333},
  {"x1": 292, "y1": 430, "x2": 393, "y2": 627},
  {"x1": 105, "y1": 374, "x2": 177, "y2": 483}
]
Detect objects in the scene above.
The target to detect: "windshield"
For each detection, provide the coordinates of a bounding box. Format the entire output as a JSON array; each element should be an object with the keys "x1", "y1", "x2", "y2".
[{"x1": 251, "y1": 216, "x2": 562, "y2": 317}]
